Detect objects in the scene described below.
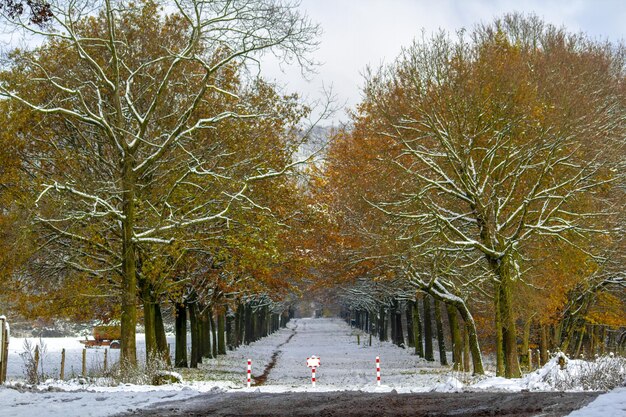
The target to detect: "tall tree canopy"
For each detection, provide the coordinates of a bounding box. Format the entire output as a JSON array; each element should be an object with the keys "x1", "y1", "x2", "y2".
[
  {"x1": 0, "y1": 0, "x2": 319, "y2": 365},
  {"x1": 322, "y1": 14, "x2": 625, "y2": 377}
]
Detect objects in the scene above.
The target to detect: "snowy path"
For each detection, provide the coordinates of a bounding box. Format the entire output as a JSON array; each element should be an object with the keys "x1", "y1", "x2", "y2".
[{"x1": 258, "y1": 318, "x2": 446, "y2": 390}]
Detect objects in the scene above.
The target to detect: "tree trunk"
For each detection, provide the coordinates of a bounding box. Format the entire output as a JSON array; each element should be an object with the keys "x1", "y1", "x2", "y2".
[
  {"x1": 554, "y1": 322, "x2": 563, "y2": 348},
  {"x1": 218, "y1": 310, "x2": 226, "y2": 355},
  {"x1": 499, "y1": 268, "x2": 521, "y2": 378},
  {"x1": 599, "y1": 326, "x2": 606, "y2": 355},
  {"x1": 390, "y1": 299, "x2": 403, "y2": 347},
  {"x1": 494, "y1": 284, "x2": 505, "y2": 376},
  {"x1": 412, "y1": 297, "x2": 424, "y2": 357},
  {"x1": 200, "y1": 307, "x2": 212, "y2": 359},
  {"x1": 521, "y1": 316, "x2": 533, "y2": 370},
  {"x1": 540, "y1": 323, "x2": 549, "y2": 364},
  {"x1": 434, "y1": 299, "x2": 447, "y2": 365},
  {"x1": 423, "y1": 295, "x2": 434, "y2": 361},
  {"x1": 189, "y1": 303, "x2": 200, "y2": 368},
  {"x1": 141, "y1": 280, "x2": 157, "y2": 363},
  {"x1": 588, "y1": 325, "x2": 594, "y2": 357},
  {"x1": 463, "y1": 326, "x2": 471, "y2": 373},
  {"x1": 235, "y1": 303, "x2": 244, "y2": 347},
  {"x1": 154, "y1": 302, "x2": 170, "y2": 365},
  {"x1": 244, "y1": 303, "x2": 253, "y2": 345},
  {"x1": 574, "y1": 325, "x2": 586, "y2": 358},
  {"x1": 226, "y1": 308, "x2": 235, "y2": 350},
  {"x1": 174, "y1": 303, "x2": 187, "y2": 368},
  {"x1": 406, "y1": 302, "x2": 415, "y2": 348},
  {"x1": 209, "y1": 307, "x2": 218, "y2": 358},
  {"x1": 262, "y1": 306, "x2": 269, "y2": 337},
  {"x1": 378, "y1": 306, "x2": 386, "y2": 341},
  {"x1": 120, "y1": 159, "x2": 137, "y2": 367},
  {"x1": 447, "y1": 304, "x2": 463, "y2": 371}
]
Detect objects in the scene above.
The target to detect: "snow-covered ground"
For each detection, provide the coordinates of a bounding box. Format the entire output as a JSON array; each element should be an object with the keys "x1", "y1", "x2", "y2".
[
  {"x1": 5, "y1": 333, "x2": 185, "y2": 381},
  {"x1": 567, "y1": 387, "x2": 626, "y2": 417},
  {"x1": 0, "y1": 318, "x2": 623, "y2": 416}
]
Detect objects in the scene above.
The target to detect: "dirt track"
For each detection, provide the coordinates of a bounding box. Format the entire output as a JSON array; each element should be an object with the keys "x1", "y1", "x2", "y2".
[{"x1": 117, "y1": 390, "x2": 600, "y2": 417}]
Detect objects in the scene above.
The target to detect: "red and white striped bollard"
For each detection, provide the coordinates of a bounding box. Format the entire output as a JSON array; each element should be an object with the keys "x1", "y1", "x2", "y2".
[
  {"x1": 376, "y1": 356, "x2": 381, "y2": 386},
  {"x1": 306, "y1": 355, "x2": 321, "y2": 388},
  {"x1": 247, "y1": 359, "x2": 252, "y2": 388}
]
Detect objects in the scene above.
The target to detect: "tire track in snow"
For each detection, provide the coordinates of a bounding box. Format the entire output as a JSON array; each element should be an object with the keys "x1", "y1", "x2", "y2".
[{"x1": 252, "y1": 323, "x2": 298, "y2": 386}]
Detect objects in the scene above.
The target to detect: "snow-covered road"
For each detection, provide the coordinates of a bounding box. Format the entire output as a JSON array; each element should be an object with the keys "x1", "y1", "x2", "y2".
[
  {"x1": 0, "y1": 318, "x2": 622, "y2": 417},
  {"x1": 258, "y1": 318, "x2": 446, "y2": 390}
]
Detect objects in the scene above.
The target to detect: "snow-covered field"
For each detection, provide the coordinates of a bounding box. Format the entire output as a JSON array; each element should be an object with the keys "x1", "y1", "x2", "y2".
[
  {"x1": 5, "y1": 332, "x2": 191, "y2": 381},
  {"x1": 0, "y1": 318, "x2": 623, "y2": 416}
]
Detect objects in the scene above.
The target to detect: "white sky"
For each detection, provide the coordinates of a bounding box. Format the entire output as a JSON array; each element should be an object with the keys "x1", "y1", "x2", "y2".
[{"x1": 260, "y1": 0, "x2": 626, "y2": 125}]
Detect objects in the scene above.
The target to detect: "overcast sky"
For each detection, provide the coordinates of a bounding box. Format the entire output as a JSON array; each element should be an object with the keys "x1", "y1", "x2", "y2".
[{"x1": 260, "y1": 0, "x2": 626, "y2": 125}]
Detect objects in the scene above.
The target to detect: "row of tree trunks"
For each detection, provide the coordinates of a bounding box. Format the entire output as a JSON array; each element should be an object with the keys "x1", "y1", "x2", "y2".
[
  {"x1": 345, "y1": 293, "x2": 483, "y2": 375},
  {"x1": 415, "y1": 284, "x2": 484, "y2": 375},
  {"x1": 173, "y1": 300, "x2": 289, "y2": 368},
  {"x1": 140, "y1": 278, "x2": 171, "y2": 366},
  {"x1": 532, "y1": 321, "x2": 621, "y2": 360}
]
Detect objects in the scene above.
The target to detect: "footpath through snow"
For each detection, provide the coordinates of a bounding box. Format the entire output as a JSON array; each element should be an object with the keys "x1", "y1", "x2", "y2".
[{"x1": 0, "y1": 318, "x2": 622, "y2": 417}]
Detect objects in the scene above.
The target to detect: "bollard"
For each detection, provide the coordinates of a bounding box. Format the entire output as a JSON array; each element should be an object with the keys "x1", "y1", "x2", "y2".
[
  {"x1": 376, "y1": 356, "x2": 381, "y2": 386},
  {"x1": 306, "y1": 356, "x2": 321, "y2": 387},
  {"x1": 104, "y1": 349, "x2": 108, "y2": 373},
  {"x1": 60, "y1": 348, "x2": 65, "y2": 380},
  {"x1": 247, "y1": 359, "x2": 251, "y2": 388}
]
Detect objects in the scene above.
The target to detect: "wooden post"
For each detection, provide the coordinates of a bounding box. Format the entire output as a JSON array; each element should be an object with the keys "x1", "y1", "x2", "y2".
[
  {"x1": 60, "y1": 348, "x2": 66, "y2": 380},
  {"x1": 528, "y1": 349, "x2": 532, "y2": 371},
  {"x1": 82, "y1": 348, "x2": 87, "y2": 376},
  {"x1": 103, "y1": 349, "x2": 108, "y2": 373},
  {"x1": 34, "y1": 345, "x2": 40, "y2": 383},
  {"x1": 0, "y1": 317, "x2": 8, "y2": 384}
]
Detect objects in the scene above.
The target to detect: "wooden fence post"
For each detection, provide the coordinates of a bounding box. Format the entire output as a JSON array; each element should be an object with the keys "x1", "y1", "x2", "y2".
[
  {"x1": 82, "y1": 348, "x2": 87, "y2": 376},
  {"x1": 0, "y1": 317, "x2": 8, "y2": 384},
  {"x1": 60, "y1": 348, "x2": 65, "y2": 380},
  {"x1": 103, "y1": 349, "x2": 108, "y2": 373}
]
